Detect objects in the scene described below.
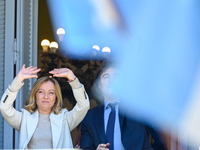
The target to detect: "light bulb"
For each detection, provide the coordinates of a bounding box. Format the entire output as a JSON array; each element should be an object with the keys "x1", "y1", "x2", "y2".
[
  {"x1": 57, "y1": 28, "x2": 65, "y2": 35},
  {"x1": 102, "y1": 47, "x2": 111, "y2": 53},
  {"x1": 57, "y1": 28, "x2": 65, "y2": 42},
  {"x1": 50, "y1": 41, "x2": 58, "y2": 53},
  {"x1": 92, "y1": 45, "x2": 100, "y2": 51},
  {"x1": 41, "y1": 39, "x2": 50, "y2": 52}
]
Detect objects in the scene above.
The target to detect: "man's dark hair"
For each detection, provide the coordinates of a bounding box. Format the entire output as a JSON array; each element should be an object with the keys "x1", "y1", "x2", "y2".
[{"x1": 95, "y1": 58, "x2": 117, "y2": 81}]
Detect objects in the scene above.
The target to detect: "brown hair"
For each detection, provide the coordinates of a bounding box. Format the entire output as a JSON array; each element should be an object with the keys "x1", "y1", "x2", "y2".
[
  {"x1": 96, "y1": 58, "x2": 117, "y2": 81},
  {"x1": 24, "y1": 76, "x2": 63, "y2": 114}
]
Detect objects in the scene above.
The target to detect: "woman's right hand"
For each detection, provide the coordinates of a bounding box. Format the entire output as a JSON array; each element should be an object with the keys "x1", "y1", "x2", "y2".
[{"x1": 17, "y1": 64, "x2": 41, "y2": 82}]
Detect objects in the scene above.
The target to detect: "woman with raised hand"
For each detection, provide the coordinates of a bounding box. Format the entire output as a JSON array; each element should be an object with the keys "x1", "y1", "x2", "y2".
[{"x1": 0, "y1": 64, "x2": 89, "y2": 149}]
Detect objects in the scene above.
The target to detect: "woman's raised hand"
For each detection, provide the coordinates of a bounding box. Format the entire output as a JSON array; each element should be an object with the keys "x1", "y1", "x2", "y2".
[
  {"x1": 49, "y1": 68, "x2": 76, "y2": 81},
  {"x1": 17, "y1": 64, "x2": 41, "y2": 82}
]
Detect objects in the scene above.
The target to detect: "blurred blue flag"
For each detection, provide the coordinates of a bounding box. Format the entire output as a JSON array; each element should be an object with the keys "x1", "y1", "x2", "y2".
[{"x1": 47, "y1": 0, "x2": 200, "y2": 145}]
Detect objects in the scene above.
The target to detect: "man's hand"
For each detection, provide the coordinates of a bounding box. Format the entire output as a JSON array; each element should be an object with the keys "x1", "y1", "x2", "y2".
[
  {"x1": 97, "y1": 143, "x2": 110, "y2": 150},
  {"x1": 17, "y1": 64, "x2": 41, "y2": 82}
]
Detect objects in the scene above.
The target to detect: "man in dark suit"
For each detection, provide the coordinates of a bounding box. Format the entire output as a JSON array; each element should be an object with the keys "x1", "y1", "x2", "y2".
[{"x1": 80, "y1": 59, "x2": 154, "y2": 150}]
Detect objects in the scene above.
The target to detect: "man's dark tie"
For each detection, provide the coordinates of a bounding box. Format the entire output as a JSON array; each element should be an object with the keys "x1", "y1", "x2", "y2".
[{"x1": 106, "y1": 103, "x2": 117, "y2": 150}]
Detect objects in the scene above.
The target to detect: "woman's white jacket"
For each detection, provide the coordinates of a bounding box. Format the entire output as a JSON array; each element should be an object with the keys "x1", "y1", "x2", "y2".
[{"x1": 0, "y1": 77, "x2": 90, "y2": 149}]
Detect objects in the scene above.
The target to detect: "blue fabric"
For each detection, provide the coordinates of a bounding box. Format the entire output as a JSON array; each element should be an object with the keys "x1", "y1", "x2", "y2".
[{"x1": 47, "y1": 2, "x2": 200, "y2": 141}]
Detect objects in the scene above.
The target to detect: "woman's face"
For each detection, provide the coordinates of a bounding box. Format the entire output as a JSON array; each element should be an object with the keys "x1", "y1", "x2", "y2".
[{"x1": 36, "y1": 81, "x2": 56, "y2": 114}]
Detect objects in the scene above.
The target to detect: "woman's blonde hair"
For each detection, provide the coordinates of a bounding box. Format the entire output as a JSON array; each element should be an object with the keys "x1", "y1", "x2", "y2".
[{"x1": 24, "y1": 76, "x2": 63, "y2": 114}]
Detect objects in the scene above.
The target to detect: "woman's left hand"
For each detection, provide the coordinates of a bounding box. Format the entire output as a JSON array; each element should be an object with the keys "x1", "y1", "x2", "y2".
[{"x1": 49, "y1": 68, "x2": 76, "y2": 81}]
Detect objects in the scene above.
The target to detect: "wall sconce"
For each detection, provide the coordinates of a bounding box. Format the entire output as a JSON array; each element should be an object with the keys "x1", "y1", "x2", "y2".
[
  {"x1": 91, "y1": 45, "x2": 111, "y2": 59},
  {"x1": 39, "y1": 39, "x2": 60, "y2": 76},
  {"x1": 41, "y1": 39, "x2": 58, "y2": 53}
]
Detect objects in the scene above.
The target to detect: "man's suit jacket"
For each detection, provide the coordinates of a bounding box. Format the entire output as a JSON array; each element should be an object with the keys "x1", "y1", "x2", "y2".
[{"x1": 80, "y1": 104, "x2": 153, "y2": 150}]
